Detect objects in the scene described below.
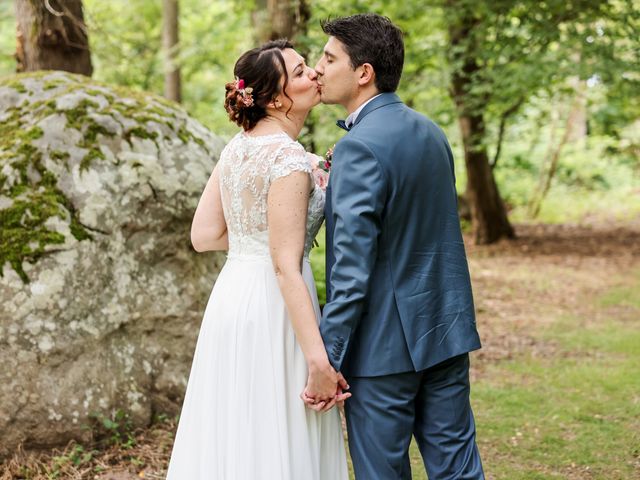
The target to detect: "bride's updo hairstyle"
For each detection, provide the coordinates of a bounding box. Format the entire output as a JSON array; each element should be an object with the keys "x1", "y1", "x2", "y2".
[{"x1": 225, "y1": 39, "x2": 294, "y2": 131}]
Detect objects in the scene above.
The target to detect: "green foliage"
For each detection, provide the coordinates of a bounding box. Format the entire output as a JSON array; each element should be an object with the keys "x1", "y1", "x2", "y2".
[
  {"x1": 0, "y1": 2, "x2": 14, "y2": 75},
  {"x1": 89, "y1": 409, "x2": 137, "y2": 449},
  {"x1": 52, "y1": 444, "x2": 97, "y2": 471},
  {"x1": 310, "y1": 227, "x2": 327, "y2": 305},
  {"x1": 494, "y1": 114, "x2": 640, "y2": 223},
  {"x1": 83, "y1": 0, "x2": 252, "y2": 139}
]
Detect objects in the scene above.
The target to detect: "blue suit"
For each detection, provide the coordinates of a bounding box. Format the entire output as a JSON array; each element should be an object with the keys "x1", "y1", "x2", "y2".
[{"x1": 321, "y1": 93, "x2": 484, "y2": 479}]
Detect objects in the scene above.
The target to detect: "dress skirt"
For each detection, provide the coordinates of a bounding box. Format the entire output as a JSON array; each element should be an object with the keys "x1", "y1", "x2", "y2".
[{"x1": 166, "y1": 254, "x2": 348, "y2": 479}]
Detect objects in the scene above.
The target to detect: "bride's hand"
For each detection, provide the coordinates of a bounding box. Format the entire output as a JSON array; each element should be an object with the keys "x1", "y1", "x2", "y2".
[
  {"x1": 306, "y1": 360, "x2": 339, "y2": 402},
  {"x1": 301, "y1": 388, "x2": 327, "y2": 412}
]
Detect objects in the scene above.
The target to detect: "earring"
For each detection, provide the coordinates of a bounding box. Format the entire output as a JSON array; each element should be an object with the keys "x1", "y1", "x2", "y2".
[{"x1": 275, "y1": 99, "x2": 282, "y2": 108}]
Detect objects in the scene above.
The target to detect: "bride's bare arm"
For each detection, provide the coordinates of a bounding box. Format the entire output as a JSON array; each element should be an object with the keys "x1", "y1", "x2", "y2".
[
  {"x1": 268, "y1": 172, "x2": 337, "y2": 403},
  {"x1": 191, "y1": 165, "x2": 229, "y2": 252}
]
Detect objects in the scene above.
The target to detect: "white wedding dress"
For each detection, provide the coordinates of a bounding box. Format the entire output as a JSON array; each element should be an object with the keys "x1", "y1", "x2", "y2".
[{"x1": 166, "y1": 132, "x2": 348, "y2": 480}]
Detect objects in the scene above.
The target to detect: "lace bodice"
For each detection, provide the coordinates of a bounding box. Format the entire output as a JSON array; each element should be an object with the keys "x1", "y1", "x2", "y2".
[{"x1": 218, "y1": 132, "x2": 325, "y2": 259}]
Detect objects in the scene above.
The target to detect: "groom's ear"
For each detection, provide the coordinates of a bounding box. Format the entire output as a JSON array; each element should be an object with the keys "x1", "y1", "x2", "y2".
[{"x1": 357, "y1": 63, "x2": 375, "y2": 87}]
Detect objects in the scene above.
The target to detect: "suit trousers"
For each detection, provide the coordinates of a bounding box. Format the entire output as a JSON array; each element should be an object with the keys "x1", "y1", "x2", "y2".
[{"x1": 344, "y1": 354, "x2": 484, "y2": 479}]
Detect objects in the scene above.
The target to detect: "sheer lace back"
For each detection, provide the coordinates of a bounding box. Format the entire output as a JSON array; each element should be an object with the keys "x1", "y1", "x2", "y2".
[{"x1": 218, "y1": 132, "x2": 325, "y2": 259}]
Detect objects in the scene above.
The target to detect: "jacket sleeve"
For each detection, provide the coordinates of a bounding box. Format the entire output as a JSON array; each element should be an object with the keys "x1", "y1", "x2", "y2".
[{"x1": 320, "y1": 136, "x2": 387, "y2": 372}]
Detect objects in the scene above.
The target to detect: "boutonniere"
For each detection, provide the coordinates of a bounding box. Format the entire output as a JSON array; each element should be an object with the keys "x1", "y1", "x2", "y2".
[
  {"x1": 321, "y1": 144, "x2": 334, "y2": 172},
  {"x1": 309, "y1": 144, "x2": 335, "y2": 192},
  {"x1": 311, "y1": 144, "x2": 335, "y2": 191}
]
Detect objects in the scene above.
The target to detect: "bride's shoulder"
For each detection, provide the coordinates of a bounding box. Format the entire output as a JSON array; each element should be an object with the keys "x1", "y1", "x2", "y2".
[
  {"x1": 220, "y1": 131, "x2": 244, "y2": 153},
  {"x1": 224, "y1": 131, "x2": 308, "y2": 164},
  {"x1": 246, "y1": 132, "x2": 306, "y2": 158},
  {"x1": 274, "y1": 137, "x2": 313, "y2": 165},
  {"x1": 275, "y1": 135, "x2": 305, "y2": 154},
  {"x1": 269, "y1": 137, "x2": 313, "y2": 180}
]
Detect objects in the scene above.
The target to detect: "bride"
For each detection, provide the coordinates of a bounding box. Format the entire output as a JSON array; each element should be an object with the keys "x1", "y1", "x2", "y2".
[{"x1": 166, "y1": 39, "x2": 349, "y2": 479}]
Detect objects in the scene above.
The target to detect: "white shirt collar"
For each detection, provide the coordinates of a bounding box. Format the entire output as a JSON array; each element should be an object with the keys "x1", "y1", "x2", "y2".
[{"x1": 345, "y1": 94, "x2": 382, "y2": 128}]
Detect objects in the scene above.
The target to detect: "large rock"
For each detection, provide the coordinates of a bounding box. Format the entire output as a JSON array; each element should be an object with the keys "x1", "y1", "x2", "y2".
[{"x1": 0, "y1": 71, "x2": 225, "y2": 456}]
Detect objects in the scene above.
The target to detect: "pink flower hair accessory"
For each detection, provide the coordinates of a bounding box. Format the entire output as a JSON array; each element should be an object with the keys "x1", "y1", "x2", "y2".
[{"x1": 234, "y1": 77, "x2": 254, "y2": 107}]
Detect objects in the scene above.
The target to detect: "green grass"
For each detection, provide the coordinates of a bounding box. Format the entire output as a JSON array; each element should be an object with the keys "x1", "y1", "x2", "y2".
[
  {"x1": 469, "y1": 273, "x2": 640, "y2": 480},
  {"x1": 599, "y1": 273, "x2": 640, "y2": 310},
  {"x1": 473, "y1": 356, "x2": 640, "y2": 478}
]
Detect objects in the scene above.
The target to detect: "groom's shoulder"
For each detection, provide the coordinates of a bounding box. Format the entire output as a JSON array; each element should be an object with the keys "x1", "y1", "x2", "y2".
[
  {"x1": 356, "y1": 99, "x2": 440, "y2": 137},
  {"x1": 397, "y1": 102, "x2": 449, "y2": 139},
  {"x1": 366, "y1": 96, "x2": 436, "y2": 123},
  {"x1": 399, "y1": 101, "x2": 440, "y2": 127}
]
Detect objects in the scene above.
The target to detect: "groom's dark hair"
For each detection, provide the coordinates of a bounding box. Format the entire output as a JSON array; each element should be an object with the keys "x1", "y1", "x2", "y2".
[{"x1": 321, "y1": 14, "x2": 404, "y2": 92}]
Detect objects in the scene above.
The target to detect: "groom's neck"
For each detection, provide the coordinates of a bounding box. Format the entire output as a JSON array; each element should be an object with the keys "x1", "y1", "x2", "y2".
[{"x1": 345, "y1": 87, "x2": 380, "y2": 115}]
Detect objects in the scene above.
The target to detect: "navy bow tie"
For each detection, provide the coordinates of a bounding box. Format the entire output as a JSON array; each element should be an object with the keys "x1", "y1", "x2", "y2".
[{"x1": 336, "y1": 119, "x2": 351, "y2": 131}]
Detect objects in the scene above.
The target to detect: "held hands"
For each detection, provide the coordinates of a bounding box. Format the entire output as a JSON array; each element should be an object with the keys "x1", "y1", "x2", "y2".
[{"x1": 301, "y1": 368, "x2": 351, "y2": 413}]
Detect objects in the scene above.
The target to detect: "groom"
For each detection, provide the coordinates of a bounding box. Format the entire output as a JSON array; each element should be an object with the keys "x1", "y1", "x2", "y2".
[{"x1": 310, "y1": 14, "x2": 485, "y2": 479}]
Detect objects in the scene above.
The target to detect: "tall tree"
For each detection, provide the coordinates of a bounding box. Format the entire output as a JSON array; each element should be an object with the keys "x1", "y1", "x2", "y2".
[
  {"x1": 251, "y1": 0, "x2": 310, "y2": 43},
  {"x1": 446, "y1": 1, "x2": 515, "y2": 244},
  {"x1": 442, "y1": 0, "x2": 626, "y2": 243},
  {"x1": 15, "y1": 0, "x2": 92, "y2": 75},
  {"x1": 162, "y1": 0, "x2": 181, "y2": 103}
]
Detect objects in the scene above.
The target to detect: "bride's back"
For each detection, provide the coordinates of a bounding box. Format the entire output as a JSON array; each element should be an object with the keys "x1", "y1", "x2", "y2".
[{"x1": 217, "y1": 131, "x2": 313, "y2": 257}]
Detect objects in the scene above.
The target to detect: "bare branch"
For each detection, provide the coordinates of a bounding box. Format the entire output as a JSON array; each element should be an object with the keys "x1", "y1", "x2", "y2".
[{"x1": 491, "y1": 97, "x2": 525, "y2": 170}]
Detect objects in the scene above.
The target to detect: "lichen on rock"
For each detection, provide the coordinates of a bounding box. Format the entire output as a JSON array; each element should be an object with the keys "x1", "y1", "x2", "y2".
[
  {"x1": 1, "y1": 71, "x2": 219, "y2": 282},
  {"x1": 0, "y1": 71, "x2": 226, "y2": 457}
]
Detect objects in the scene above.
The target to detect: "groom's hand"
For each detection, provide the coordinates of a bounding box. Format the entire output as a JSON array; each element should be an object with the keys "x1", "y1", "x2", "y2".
[{"x1": 336, "y1": 371, "x2": 349, "y2": 391}]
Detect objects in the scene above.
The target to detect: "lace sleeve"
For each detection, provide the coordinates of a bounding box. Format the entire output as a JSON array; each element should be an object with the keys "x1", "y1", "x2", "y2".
[{"x1": 270, "y1": 143, "x2": 313, "y2": 183}]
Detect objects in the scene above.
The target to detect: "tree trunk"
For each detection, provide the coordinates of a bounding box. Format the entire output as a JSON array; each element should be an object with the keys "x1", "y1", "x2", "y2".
[
  {"x1": 528, "y1": 96, "x2": 575, "y2": 218},
  {"x1": 251, "y1": 0, "x2": 309, "y2": 43},
  {"x1": 566, "y1": 78, "x2": 587, "y2": 143},
  {"x1": 15, "y1": 0, "x2": 92, "y2": 76},
  {"x1": 162, "y1": 0, "x2": 181, "y2": 103},
  {"x1": 447, "y1": 4, "x2": 514, "y2": 244},
  {"x1": 456, "y1": 110, "x2": 515, "y2": 243}
]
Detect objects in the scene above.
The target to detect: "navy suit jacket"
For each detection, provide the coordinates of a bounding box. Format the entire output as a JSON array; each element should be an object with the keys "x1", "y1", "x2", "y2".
[{"x1": 321, "y1": 93, "x2": 481, "y2": 377}]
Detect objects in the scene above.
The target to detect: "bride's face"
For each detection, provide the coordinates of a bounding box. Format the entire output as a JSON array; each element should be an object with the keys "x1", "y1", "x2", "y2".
[{"x1": 276, "y1": 48, "x2": 320, "y2": 113}]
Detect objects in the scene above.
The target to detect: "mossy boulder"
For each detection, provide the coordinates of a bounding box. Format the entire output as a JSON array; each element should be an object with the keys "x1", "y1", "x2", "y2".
[{"x1": 0, "y1": 71, "x2": 225, "y2": 456}]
